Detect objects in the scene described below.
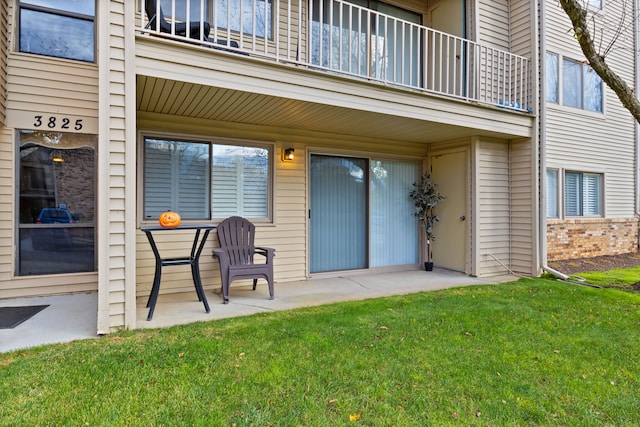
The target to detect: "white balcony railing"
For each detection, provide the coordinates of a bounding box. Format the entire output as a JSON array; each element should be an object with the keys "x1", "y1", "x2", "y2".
[{"x1": 140, "y1": 0, "x2": 532, "y2": 113}]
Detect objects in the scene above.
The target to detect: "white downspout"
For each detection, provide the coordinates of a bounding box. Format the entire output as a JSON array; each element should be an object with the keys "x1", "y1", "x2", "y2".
[
  {"x1": 539, "y1": 0, "x2": 549, "y2": 275},
  {"x1": 635, "y1": 0, "x2": 640, "y2": 241}
]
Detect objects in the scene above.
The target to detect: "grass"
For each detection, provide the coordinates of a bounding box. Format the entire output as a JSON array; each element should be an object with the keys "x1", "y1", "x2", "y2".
[
  {"x1": 1, "y1": 277, "x2": 640, "y2": 426},
  {"x1": 571, "y1": 265, "x2": 640, "y2": 289}
]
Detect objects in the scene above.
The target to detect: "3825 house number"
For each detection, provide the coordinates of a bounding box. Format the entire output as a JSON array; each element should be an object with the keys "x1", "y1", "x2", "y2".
[{"x1": 33, "y1": 115, "x2": 83, "y2": 131}]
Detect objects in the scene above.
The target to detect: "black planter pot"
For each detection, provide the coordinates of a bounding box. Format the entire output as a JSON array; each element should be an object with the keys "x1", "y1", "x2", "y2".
[{"x1": 425, "y1": 262, "x2": 434, "y2": 271}]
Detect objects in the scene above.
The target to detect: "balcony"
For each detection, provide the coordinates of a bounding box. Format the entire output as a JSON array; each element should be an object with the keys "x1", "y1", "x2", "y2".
[{"x1": 138, "y1": 0, "x2": 531, "y2": 114}]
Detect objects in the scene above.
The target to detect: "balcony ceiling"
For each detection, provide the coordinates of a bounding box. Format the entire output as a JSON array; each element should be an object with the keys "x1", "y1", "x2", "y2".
[{"x1": 136, "y1": 74, "x2": 530, "y2": 145}]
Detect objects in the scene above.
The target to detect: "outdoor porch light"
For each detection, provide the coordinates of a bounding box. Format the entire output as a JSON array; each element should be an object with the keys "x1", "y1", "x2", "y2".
[
  {"x1": 283, "y1": 148, "x2": 295, "y2": 161},
  {"x1": 52, "y1": 150, "x2": 64, "y2": 163}
]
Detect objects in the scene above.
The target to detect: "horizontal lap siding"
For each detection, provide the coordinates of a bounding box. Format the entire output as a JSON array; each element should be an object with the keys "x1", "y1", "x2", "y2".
[
  {"x1": 507, "y1": 1, "x2": 535, "y2": 275},
  {"x1": 544, "y1": 1, "x2": 636, "y2": 218},
  {"x1": 477, "y1": 0, "x2": 509, "y2": 50},
  {"x1": 0, "y1": 126, "x2": 11, "y2": 280},
  {"x1": 102, "y1": 0, "x2": 133, "y2": 331},
  {"x1": 477, "y1": 139, "x2": 511, "y2": 276},
  {"x1": 6, "y1": 56, "x2": 99, "y2": 119},
  {"x1": 0, "y1": 0, "x2": 6, "y2": 124},
  {"x1": 510, "y1": 138, "x2": 535, "y2": 275},
  {"x1": 509, "y1": 1, "x2": 534, "y2": 58}
]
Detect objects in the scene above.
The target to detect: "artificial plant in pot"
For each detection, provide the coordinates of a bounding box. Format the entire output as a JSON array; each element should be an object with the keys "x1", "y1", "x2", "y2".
[{"x1": 409, "y1": 173, "x2": 445, "y2": 271}]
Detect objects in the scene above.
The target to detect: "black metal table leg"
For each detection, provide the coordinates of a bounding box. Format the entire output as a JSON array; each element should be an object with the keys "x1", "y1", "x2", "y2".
[{"x1": 141, "y1": 225, "x2": 215, "y2": 320}]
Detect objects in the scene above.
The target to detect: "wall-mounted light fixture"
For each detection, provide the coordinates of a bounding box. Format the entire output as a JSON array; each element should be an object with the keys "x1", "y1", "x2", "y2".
[
  {"x1": 283, "y1": 148, "x2": 295, "y2": 161},
  {"x1": 52, "y1": 150, "x2": 64, "y2": 163}
]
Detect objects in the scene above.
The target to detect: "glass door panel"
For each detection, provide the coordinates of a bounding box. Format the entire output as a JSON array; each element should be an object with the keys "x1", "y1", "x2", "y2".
[
  {"x1": 310, "y1": 155, "x2": 368, "y2": 273},
  {"x1": 369, "y1": 160, "x2": 419, "y2": 267}
]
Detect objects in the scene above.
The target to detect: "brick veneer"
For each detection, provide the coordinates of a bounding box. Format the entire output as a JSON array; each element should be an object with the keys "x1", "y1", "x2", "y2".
[{"x1": 547, "y1": 217, "x2": 639, "y2": 261}]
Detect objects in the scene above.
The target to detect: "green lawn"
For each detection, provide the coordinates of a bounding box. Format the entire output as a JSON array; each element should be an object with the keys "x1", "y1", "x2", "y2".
[
  {"x1": 1, "y1": 278, "x2": 639, "y2": 426},
  {"x1": 571, "y1": 265, "x2": 640, "y2": 289}
]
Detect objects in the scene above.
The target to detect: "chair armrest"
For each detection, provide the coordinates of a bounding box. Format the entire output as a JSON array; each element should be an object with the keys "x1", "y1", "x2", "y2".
[
  {"x1": 212, "y1": 248, "x2": 227, "y2": 259},
  {"x1": 255, "y1": 246, "x2": 275, "y2": 261}
]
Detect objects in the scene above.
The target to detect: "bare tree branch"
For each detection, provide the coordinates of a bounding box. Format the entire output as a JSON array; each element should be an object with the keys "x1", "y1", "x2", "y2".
[{"x1": 559, "y1": 0, "x2": 640, "y2": 123}]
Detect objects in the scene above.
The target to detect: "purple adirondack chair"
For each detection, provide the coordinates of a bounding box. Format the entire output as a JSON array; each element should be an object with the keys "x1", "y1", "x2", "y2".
[{"x1": 212, "y1": 216, "x2": 275, "y2": 304}]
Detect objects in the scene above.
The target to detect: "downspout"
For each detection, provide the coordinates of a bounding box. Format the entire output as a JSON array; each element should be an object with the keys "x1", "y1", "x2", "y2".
[
  {"x1": 538, "y1": 0, "x2": 598, "y2": 289},
  {"x1": 635, "y1": 0, "x2": 640, "y2": 248},
  {"x1": 538, "y1": 0, "x2": 549, "y2": 275}
]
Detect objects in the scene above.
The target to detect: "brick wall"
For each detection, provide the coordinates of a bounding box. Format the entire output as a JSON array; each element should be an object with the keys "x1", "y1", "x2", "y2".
[{"x1": 547, "y1": 218, "x2": 639, "y2": 261}]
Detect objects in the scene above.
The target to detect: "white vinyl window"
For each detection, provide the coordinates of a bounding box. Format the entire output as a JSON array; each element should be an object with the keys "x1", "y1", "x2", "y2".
[
  {"x1": 546, "y1": 52, "x2": 603, "y2": 112},
  {"x1": 564, "y1": 171, "x2": 602, "y2": 216},
  {"x1": 143, "y1": 136, "x2": 271, "y2": 221},
  {"x1": 563, "y1": 58, "x2": 602, "y2": 111},
  {"x1": 545, "y1": 52, "x2": 559, "y2": 104},
  {"x1": 546, "y1": 169, "x2": 559, "y2": 218},
  {"x1": 586, "y1": 0, "x2": 603, "y2": 10}
]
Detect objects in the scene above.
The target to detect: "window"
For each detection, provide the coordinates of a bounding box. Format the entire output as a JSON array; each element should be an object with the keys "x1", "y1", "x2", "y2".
[
  {"x1": 161, "y1": 0, "x2": 273, "y2": 38},
  {"x1": 18, "y1": 0, "x2": 95, "y2": 62},
  {"x1": 215, "y1": 0, "x2": 273, "y2": 38},
  {"x1": 565, "y1": 171, "x2": 602, "y2": 216},
  {"x1": 562, "y1": 58, "x2": 602, "y2": 111},
  {"x1": 143, "y1": 136, "x2": 271, "y2": 221},
  {"x1": 545, "y1": 53, "x2": 559, "y2": 103},
  {"x1": 586, "y1": 0, "x2": 603, "y2": 10},
  {"x1": 17, "y1": 131, "x2": 97, "y2": 276},
  {"x1": 546, "y1": 52, "x2": 603, "y2": 112},
  {"x1": 546, "y1": 169, "x2": 559, "y2": 218},
  {"x1": 161, "y1": 0, "x2": 207, "y2": 21}
]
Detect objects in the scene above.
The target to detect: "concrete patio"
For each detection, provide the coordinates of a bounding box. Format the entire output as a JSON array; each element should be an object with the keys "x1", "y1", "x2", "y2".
[{"x1": 1, "y1": 269, "x2": 516, "y2": 353}]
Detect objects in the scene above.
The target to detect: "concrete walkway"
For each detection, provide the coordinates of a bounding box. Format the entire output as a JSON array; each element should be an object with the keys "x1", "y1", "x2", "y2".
[{"x1": 1, "y1": 269, "x2": 516, "y2": 353}]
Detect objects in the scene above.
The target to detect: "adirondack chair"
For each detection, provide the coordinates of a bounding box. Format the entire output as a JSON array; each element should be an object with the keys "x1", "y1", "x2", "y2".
[
  {"x1": 145, "y1": 0, "x2": 211, "y2": 41},
  {"x1": 212, "y1": 216, "x2": 275, "y2": 304}
]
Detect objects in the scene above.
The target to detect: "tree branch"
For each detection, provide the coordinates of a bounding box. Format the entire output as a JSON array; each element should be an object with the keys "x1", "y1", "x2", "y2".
[{"x1": 559, "y1": 0, "x2": 640, "y2": 123}]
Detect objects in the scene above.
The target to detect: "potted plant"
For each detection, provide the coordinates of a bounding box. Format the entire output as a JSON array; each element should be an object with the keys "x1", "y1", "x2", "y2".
[{"x1": 409, "y1": 173, "x2": 445, "y2": 271}]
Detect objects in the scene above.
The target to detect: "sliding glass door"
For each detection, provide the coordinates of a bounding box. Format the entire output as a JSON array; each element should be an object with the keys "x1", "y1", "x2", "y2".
[
  {"x1": 310, "y1": 154, "x2": 419, "y2": 273},
  {"x1": 310, "y1": 155, "x2": 368, "y2": 272}
]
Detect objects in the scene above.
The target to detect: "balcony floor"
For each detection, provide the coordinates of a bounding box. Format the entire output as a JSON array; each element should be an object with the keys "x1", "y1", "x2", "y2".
[{"x1": 1, "y1": 269, "x2": 516, "y2": 353}]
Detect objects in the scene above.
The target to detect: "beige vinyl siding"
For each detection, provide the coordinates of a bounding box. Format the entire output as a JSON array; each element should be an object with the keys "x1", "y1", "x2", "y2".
[
  {"x1": 508, "y1": 0, "x2": 534, "y2": 58},
  {"x1": 510, "y1": 137, "x2": 536, "y2": 275},
  {"x1": 135, "y1": 113, "x2": 426, "y2": 297},
  {"x1": 0, "y1": 128, "x2": 14, "y2": 283},
  {"x1": 275, "y1": 0, "x2": 305, "y2": 62},
  {"x1": 0, "y1": 0, "x2": 7, "y2": 124},
  {"x1": 475, "y1": 138, "x2": 511, "y2": 276},
  {"x1": 98, "y1": 0, "x2": 137, "y2": 332},
  {"x1": 5, "y1": 55, "x2": 98, "y2": 122},
  {"x1": 544, "y1": 0, "x2": 636, "y2": 218},
  {"x1": 477, "y1": 0, "x2": 509, "y2": 50}
]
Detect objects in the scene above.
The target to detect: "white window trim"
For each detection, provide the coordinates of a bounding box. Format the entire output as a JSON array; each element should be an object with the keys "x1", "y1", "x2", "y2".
[
  {"x1": 546, "y1": 168, "x2": 560, "y2": 219},
  {"x1": 137, "y1": 130, "x2": 275, "y2": 226},
  {"x1": 545, "y1": 51, "x2": 606, "y2": 116},
  {"x1": 563, "y1": 169, "x2": 604, "y2": 219}
]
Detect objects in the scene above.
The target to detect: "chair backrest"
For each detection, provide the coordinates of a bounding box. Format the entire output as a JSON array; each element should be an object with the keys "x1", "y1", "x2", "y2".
[
  {"x1": 145, "y1": 0, "x2": 170, "y2": 33},
  {"x1": 217, "y1": 217, "x2": 257, "y2": 265}
]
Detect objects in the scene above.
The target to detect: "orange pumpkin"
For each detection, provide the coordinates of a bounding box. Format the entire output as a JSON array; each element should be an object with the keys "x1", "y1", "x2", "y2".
[{"x1": 159, "y1": 211, "x2": 181, "y2": 228}]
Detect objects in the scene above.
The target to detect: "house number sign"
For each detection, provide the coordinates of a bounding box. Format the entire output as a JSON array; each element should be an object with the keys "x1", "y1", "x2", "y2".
[
  {"x1": 32, "y1": 114, "x2": 84, "y2": 131},
  {"x1": 5, "y1": 110, "x2": 98, "y2": 134}
]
